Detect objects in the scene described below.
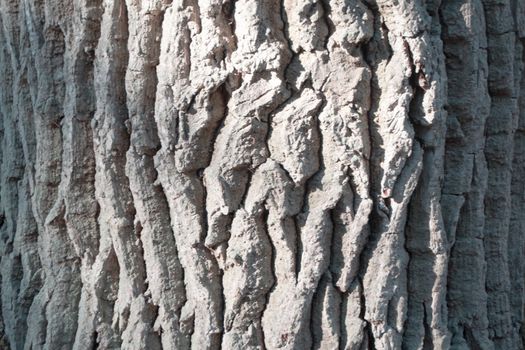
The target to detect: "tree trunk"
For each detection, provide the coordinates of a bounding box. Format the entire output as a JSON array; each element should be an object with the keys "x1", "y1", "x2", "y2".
[{"x1": 0, "y1": 0, "x2": 524, "y2": 349}]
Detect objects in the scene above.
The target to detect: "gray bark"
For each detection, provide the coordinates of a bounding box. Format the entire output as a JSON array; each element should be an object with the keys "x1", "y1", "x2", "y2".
[{"x1": 0, "y1": 0, "x2": 524, "y2": 349}]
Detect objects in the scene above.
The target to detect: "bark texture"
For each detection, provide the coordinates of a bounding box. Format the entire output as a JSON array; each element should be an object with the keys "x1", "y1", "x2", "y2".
[{"x1": 0, "y1": 0, "x2": 524, "y2": 349}]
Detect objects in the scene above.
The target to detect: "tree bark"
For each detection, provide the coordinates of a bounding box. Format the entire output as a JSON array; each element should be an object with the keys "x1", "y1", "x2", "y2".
[{"x1": 0, "y1": 0, "x2": 524, "y2": 349}]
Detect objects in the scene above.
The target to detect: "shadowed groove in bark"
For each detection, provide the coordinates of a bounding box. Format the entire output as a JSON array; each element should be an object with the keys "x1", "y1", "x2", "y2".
[{"x1": 1, "y1": 1, "x2": 525, "y2": 349}]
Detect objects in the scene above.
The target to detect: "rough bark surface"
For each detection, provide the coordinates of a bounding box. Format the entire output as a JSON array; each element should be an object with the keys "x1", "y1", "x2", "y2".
[{"x1": 0, "y1": 0, "x2": 524, "y2": 349}]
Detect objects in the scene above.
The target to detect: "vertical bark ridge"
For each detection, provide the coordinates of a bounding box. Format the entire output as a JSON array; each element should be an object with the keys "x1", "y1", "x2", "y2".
[
  {"x1": 59, "y1": 1, "x2": 104, "y2": 348},
  {"x1": 0, "y1": 12, "x2": 33, "y2": 348},
  {"x1": 22, "y1": 1, "x2": 86, "y2": 345},
  {"x1": 361, "y1": 1, "x2": 432, "y2": 348},
  {"x1": 509, "y1": 35, "x2": 525, "y2": 348},
  {"x1": 441, "y1": 0, "x2": 492, "y2": 347},
  {"x1": 154, "y1": 1, "x2": 235, "y2": 348},
  {"x1": 90, "y1": 0, "x2": 136, "y2": 348},
  {"x1": 0, "y1": 1, "x2": 46, "y2": 345},
  {"x1": 122, "y1": 0, "x2": 169, "y2": 348},
  {"x1": 481, "y1": 1, "x2": 520, "y2": 348},
  {"x1": 119, "y1": 1, "x2": 189, "y2": 348},
  {"x1": 403, "y1": 0, "x2": 450, "y2": 348}
]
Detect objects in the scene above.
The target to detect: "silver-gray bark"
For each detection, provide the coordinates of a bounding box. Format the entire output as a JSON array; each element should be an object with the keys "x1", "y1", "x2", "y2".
[{"x1": 0, "y1": 0, "x2": 524, "y2": 349}]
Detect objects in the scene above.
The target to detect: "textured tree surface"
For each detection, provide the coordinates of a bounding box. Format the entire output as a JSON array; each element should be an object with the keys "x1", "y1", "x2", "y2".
[{"x1": 0, "y1": 0, "x2": 524, "y2": 349}]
